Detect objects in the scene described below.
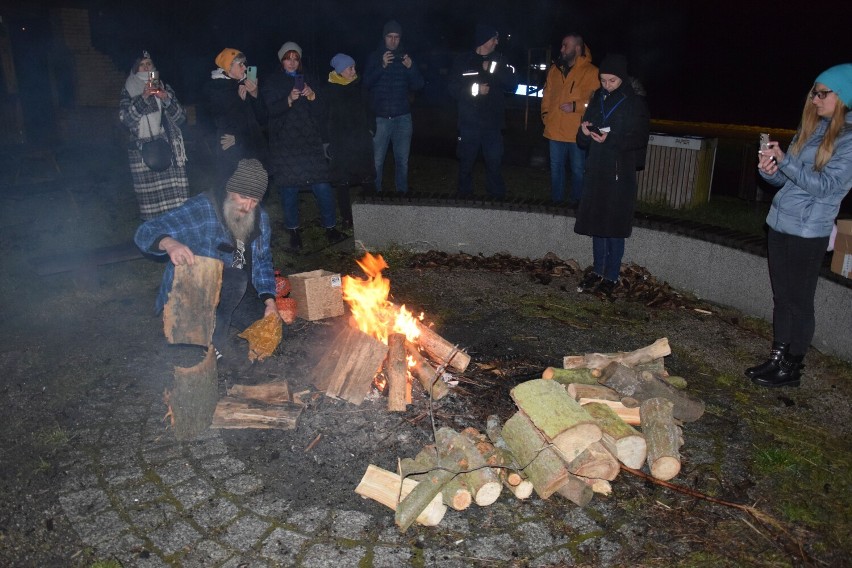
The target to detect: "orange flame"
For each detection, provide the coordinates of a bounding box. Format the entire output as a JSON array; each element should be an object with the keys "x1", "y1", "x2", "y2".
[{"x1": 342, "y1": 253, "x2": 422, "y2": 345}]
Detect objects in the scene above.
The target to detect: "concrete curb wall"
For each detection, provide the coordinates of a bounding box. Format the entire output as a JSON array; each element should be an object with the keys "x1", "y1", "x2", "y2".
[{"x1": 352, "y1": 200, "x2": 851, "y2": 361}]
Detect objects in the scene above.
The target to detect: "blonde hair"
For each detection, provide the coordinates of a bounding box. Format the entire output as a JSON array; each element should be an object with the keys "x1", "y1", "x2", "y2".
[{"x1": 789, "y1": 89, "x2": 849, "y2": 171}]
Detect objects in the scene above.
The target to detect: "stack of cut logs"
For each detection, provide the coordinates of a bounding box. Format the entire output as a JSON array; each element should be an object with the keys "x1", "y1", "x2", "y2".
[
  {"x1": 311, "y1": 318, "x2": 470, "y2": 409},
  {"x1": 356, "y1": 337, "x2": 707, "y2": 531}
]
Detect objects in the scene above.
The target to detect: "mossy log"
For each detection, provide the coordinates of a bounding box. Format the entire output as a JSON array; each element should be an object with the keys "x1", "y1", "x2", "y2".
[
  {"x1": 356, "y1": 464, "x2": 446, "y2": 527},
  {"x1": 435, "y1": 428, "x2": 502, "y2": 506},
  {"x1": 510, "y1": 379, "x2": 601, "y2": 462},
  {"x1": 406, "y1": 447, "x2": 473, "y2": 511},
  {"x1": 541, "y1": 367, "x2": 600, "y2": 384},
  {"x1": 501, "y1": 412, "x2": 570, "y2": 499},
  {"x1": 484, "y1": 415, "x2": 534, "y2": 499},
  {"x1": 640, "y1": 397, "x2": 683, "y2": 481},
  {"x1": 600, "y1": 362, "x2": 705, "y2": 422},
  {"x1": 582, "y1": 402, "x2": 647, "y2": 469},
  {"x1": 555, "y1": 472, "x2": 594, "y2": 507}
]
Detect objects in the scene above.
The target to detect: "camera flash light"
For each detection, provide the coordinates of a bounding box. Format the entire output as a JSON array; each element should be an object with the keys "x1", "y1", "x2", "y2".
[{"x1": 471, "y1": 83, "x2": 479, "y2": 96}]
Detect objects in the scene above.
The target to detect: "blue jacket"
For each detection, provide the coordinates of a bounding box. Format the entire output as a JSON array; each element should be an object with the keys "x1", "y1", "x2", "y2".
[
  {"x1": 363, "y1": 42, "x2": 424, "y2": 118},
  {"x1": 134, "y1": 191, "x2": 276, "y2": 313},
  {"x1": 763, "y1": 115, "x2": 852, "y2": 238}
]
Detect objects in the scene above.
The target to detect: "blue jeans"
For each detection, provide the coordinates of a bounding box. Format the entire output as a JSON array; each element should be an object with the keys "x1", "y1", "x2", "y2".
[
  {"x1": 280, "y1": 183, "x2": 337, "y2": 229},
  {"x1": 549, "y1": 140, "x2": 586, "y2": 203},
  {"x1": 373, "y1": 114, "x2": 413, "y2": 193},
  {"x1": 456, "y1": 128, "x2": 506, "y2": 199},
  {"x1": 592, "y1": 236, "x2": 625, "y2": 282}
]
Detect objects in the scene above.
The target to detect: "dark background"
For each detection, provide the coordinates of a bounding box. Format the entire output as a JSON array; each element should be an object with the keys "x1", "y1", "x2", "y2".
[{"x1": 4, "y1": 0, "x2": 851, "y2": 130}]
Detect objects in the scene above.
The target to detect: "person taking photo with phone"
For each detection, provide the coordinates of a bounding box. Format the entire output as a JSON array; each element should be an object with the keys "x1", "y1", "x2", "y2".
[
  {"x1": 204, "y1": 48, "x2": 268, "y2": 183},
  {"x1": 745, "y1": 63, "x2": 852, "y2": 388},
  {"x1": 261, "y1": 42, "x2": 344, "y2": 251},
  {"x1": 119, "y1": 50, "x2": 189, "y2": 220}
]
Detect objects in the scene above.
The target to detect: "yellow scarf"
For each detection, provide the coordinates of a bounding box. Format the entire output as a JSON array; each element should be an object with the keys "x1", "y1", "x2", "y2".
[{"x1": 328, "y1": 71, "x2": 357, "y2": 85}]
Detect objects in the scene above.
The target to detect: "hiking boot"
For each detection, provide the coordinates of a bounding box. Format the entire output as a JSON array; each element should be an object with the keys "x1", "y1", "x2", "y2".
[
  {"x1": 751, "y1": 353, "x2": 803, "y2": 388},
  {"x1": 287, "y1": 228, "x2": 302, "y2": 251},
  {"x1": 744, "y1": 341, "x2": 788, "y2": 379},
  {"x1": 577, "y1": 271, "x2": 602, "y2": 293},
  {"x1": 325, "y1": 227, "x2": 347, "y2": 243},
  {"x1": 596, "y1": 279, "x2": 617, "y2": 297}
]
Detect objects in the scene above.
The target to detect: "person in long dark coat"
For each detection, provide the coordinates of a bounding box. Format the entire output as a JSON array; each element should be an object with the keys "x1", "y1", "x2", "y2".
[
  {"x1": 261, "y1": 42, "x2": 343, "y2": 250},
  {"x1": 574, "y1": 54, "x2": 650, "y2": 297},
  {"x1": 324, "y1": 53, "x2": 376, "y2": 228},
  {"x1": 203, "y1": 48, "x2": 267, "y2": 184}
]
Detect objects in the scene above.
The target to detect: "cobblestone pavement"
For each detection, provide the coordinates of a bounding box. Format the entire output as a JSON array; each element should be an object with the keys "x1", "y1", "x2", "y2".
[{"x1": 58, "y1": 369, "x2": 631, "y2": 567}]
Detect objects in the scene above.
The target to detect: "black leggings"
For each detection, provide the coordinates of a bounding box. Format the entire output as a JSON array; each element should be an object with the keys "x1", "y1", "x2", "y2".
[{"x1": 767, "y1": 228, "x2": 829, "y2": 356}]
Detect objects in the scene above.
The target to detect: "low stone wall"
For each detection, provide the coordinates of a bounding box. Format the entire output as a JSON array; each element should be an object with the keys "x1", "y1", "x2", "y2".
[{"x1": 352, "y1": 197, "x2": 852, "y2": 361}]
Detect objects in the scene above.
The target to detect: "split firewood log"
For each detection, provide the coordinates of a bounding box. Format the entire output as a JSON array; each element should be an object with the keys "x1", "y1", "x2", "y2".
[
  {"x1": 386, "y1": 333, "x2": 408, "y2": 412},
  {"x1": 555, "y1": 472, "x2": 594, "y2": 507},
  {"x1": 563, "y1": 338, "x2": 671, "y2": 371},
  {"x1": 565, "y1": 383, "x2": 621, "y2": 402},
  {"x1": 501, "y1": 412, "x2": 571, "y2": 499},
  {"x1": 227, "y1": 381, "x2": 290, "y2": 404},
  {"x1": 435, "y1": 428, "x2": 502, "y2": 506},
  {"x1": 510, "y1": 379, "x2": 602, "y2": 462},
  {"x1": 210, "y1": 398, "x2": 302, "y2": 430},
  {"x1": 599, "y1": 362, "x2": 704, "y2": 422},
  {"x1": 582, "y1": 477, "x2": 613, "y2": 496},
  {"x1": 633, "y1": 358, "x2": 667, "y2": 376},
  {"x1": 404, "y1": 341, "x2": 450, "y2": 400},
  {"x1": 355, "y1": 464, "x2": 446, "y2": 527},
  {"x1": 541, "y1": 367, "x2": 600, "y2": 385},
  {"x1": 565, "y1": 441, "x2": 620, "y2": 481},
  {"x1": 414, "y1": 320, "x2": 471, "y2": 373},
  {"x1": 459, "y1": 427, "x2": 519, "y2": 486},
  {"x1": 400, "y1": 447, "x2": 473, "y2": 511},
  {"x1": 311, "y1": 326, "x2": 389, "y2": 405},
  {"x1": 582, "y1": 402, "x2": 647, "y2": 469},
  {"x1": 166, "y1": 345, "x2": 218, "y2": 441},
  {"x1": 484, "y1": 415, "x2": 535, "y2": 500},
  {"x1": 640, "y1": 397, "x2": 683, "y2": 481},
  {"x1": 163, "y1": 256, "x2": 223, "y2": 346},
  {"x1": 578, "y1": 398, "x2": 641, "y2": 426}
]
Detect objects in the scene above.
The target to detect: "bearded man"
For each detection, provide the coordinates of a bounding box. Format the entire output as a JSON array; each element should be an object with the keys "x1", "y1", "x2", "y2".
[{"x1": 135, "y1": 158, "x2": 278, "y2": 359}]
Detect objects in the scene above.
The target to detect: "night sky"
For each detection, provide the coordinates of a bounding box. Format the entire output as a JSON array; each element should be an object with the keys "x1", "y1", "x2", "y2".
[{"x1": 11, "y1": 0, "x2": 852, "y2": 129}]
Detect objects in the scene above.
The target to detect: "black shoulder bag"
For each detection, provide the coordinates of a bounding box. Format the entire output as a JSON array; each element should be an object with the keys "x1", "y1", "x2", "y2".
[{"x1": 139, "y1": 107, "x2": 173, "y2": 172}]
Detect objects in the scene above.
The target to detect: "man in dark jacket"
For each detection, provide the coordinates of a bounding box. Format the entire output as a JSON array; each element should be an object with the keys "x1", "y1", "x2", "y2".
[
  {"x1": 448, "y1": 24, "x2": 518, "y2": 200},
  {"x1": 363, "y1": 20, "x2": 425, "y2": 193}
]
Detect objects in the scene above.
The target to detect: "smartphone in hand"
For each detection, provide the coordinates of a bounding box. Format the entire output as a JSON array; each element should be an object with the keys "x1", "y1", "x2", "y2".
[
  {"x1": 294, "y1": 74, "x2": 305, "y2": 91},
  {"x1": 759, "y1": 133, "x2": 770, "y2": 153},
  {"x1": 587, "y1": 124, "x2": 602, "y2": 136},
  {"x1": 246, "y1": 66, "x2": 257, "y2": 82}
]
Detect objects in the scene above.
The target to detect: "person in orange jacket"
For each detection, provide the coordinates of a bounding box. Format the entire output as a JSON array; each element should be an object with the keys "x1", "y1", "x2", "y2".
[{"x1": 541, "y1": 34, "x2": 599, "y2": 207}]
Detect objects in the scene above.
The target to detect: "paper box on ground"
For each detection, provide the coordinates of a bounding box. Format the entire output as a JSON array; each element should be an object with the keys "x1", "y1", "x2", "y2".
[
  {"x1": 288, "y1": 270, "x2": 345, "y2": 321},
  {"x1": 831, "y1": 220, "x2": 852, "y2": 279}
]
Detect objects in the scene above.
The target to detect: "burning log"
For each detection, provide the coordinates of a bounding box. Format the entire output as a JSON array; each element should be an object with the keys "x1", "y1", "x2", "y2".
[
  {"x1": 311, "y1": 325, "x2": 389, "y2": 405},
  {"x1": 510, "y1": 379, "x2": 602, "y2": 463},
  {"x1": 405, "y1": 341, "x2": 450, "y2": 400},
  {"x1": 541, "y1": 367, "x2": 600, "y2": 384},
  {"x1": 414, "y1": 320, "x2": 471, "y2": 373},
  {"x1": 163, "y1": 256, "x2": 223, "y2": 346},
  {"x1": 565, "y1": 441, "x2": 620, "y2": 481},
  {"x1": 599, "y1": 362, "x2": 705, "y2": 422},
  {"x1": 386, "y1": 333, "x2": 408, "y2": 412},
  {"x1": 640, "y1": 398, "x2": 683, "y2": 481},
  {"x1": 501, "y1": 412, "x2": 571, "y2": 499},
  {"x1": 166, "y1": 345, "x2": 219, "y2": 441},
  {"x1": 582, "y1": 402, "x2": 647, "y2": 470},
  {"x1": 355, "y1": 464, "x2": 447, "y2": 527},
  {"x1": 562, "y1": 337, "x2": 671, "y2": 371},
  {"x1": 435, "y1": 428, "x2": 502, "y2": 506}
]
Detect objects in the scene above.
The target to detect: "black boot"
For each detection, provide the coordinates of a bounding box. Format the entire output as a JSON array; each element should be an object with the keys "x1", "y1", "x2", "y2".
[
  {"x1": 287, "y1": 228, "x2": 302, "y2": 251},
  {"x1": 744, "y1": 341, "x2": 788, "y2": 379},
  {"x1": 752, "y1": 353, "x2": 803, "y2": 388}
]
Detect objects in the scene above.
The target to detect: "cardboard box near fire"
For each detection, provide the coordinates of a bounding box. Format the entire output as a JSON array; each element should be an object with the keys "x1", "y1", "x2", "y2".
[
  {"x1": 831, "y1": 220, "x2": 852, "y2": 279},
  {"x1": 288, "y1": 270, "x2": 345, "y2": 321}
]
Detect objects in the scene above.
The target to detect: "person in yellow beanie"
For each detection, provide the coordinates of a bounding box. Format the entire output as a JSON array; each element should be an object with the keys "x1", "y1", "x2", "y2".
[{"x1": 204, "y1": 48, "x2": 268, "y2": 183}]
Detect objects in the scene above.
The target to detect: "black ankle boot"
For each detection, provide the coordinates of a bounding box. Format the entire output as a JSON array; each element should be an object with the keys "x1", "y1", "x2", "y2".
[
  {"x1": 752, "y1": 353, "x2": 803, "y2": 388},
  {"x1": 287, "y1": 228, "x2": 302, "y2": 250},
  {"x1": 744, "y1": 341, "x2": 789, "y2": 379}
]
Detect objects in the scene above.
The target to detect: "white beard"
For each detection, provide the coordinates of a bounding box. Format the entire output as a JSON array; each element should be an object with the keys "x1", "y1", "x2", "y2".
[{"x1": 223, "y1": 197, "x2": 257, "y2": 243}]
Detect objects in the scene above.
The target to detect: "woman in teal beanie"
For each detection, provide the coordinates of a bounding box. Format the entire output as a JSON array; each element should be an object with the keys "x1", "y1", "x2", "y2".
[{"x1": 746, "y1": 63, "x2": 852, "y2": 387}]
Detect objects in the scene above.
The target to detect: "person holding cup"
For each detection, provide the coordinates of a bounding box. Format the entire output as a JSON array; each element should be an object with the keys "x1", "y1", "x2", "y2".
[{"x1": 745, "y1": 63, "x2": 852, "y2": 388}]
